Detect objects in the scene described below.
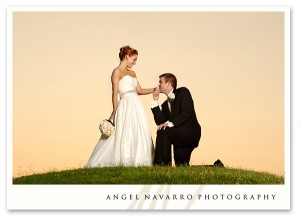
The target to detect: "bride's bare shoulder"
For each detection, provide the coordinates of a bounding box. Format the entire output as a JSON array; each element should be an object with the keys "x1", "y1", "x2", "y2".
[
  {"x1": 111, "y1": 68, "x2": 121, "y2": 78},
  {"x1": 112, "y1": 67, "x2": 121, "y2": 74},
  {"x1": 128, "y1": 69, "x2": 137, "y2": 78}
]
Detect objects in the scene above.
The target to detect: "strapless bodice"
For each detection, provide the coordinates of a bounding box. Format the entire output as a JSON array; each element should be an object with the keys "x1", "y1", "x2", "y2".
[{"x1": 119, "y1": 75, "x2": 137, "y2": 96}]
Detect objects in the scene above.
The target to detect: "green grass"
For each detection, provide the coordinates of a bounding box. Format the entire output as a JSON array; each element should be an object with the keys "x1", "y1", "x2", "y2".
[{"x1": 12, "y1": 166, "x2": 284, "y2": 184}]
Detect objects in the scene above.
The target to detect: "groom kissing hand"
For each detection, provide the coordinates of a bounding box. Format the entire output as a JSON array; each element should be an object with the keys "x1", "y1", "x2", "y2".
[{"x1": 150, "y1": 73, "x2": 201, "y2": 166}]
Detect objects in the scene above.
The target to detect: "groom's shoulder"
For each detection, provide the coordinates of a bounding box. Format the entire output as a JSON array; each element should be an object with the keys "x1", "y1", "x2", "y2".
[{"x1": 176, "y1": 87, "x2": 191, "y2": 94}]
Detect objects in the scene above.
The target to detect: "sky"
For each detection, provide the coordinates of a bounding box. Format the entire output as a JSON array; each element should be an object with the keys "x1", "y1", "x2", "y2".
[{"x1": 11, "y1": 10, "x2": 286, "y2": 177}]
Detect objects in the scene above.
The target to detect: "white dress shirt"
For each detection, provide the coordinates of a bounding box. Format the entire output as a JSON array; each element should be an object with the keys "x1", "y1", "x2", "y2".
[{"x1": 150, "y1": 90, "x2": 174, "y2": 127}]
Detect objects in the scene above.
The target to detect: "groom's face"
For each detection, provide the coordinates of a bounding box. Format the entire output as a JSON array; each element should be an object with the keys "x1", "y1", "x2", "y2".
[{"x1": 158, "y1": 77, "x2": 170, "y2": 95}]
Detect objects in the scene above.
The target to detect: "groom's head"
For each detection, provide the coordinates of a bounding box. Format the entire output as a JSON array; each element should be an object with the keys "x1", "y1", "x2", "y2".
[{"x1": 158, "y1": 73, "x2": 177, "y2": 95}]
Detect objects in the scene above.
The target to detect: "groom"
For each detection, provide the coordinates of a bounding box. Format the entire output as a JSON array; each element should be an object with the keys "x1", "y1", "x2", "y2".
[{"x1": 151, "y1": 73, "x2": 201, "y2": 166}]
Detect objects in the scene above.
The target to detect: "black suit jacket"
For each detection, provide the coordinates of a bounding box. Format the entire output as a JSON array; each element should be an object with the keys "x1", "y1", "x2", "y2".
[{"x1": 151, "y1": 87, "x2": 201, "y2": 148}]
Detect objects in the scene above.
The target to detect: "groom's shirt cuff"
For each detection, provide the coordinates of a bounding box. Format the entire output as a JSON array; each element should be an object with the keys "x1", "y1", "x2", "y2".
[
  {"x1": 150, "y1": 100, "x2": 159, "y2": 108},
  {"x1": 166, "y1": 121, "x2": 174, "y2": 127}
]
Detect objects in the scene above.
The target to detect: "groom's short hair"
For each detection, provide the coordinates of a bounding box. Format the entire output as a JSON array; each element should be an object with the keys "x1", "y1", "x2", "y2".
[{"x1": 159, "y1": 73, "x2": 177, "y2": 89}]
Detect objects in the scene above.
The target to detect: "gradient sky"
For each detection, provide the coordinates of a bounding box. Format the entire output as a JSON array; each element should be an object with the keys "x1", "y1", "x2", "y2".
[{"x1": 12, "y1": 11, "x2": 285, "y2": 177}]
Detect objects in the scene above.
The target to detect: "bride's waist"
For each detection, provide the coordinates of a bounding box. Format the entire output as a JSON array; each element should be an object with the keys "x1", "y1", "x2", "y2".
[{"x1": 120, "y1": 89, "x2": 137, "y2": 98}]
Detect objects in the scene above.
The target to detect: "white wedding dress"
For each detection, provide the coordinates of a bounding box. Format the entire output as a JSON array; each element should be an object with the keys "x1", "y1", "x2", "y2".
[{"x1": 85, "y1": 75, "x2": 154, "y2": 168}]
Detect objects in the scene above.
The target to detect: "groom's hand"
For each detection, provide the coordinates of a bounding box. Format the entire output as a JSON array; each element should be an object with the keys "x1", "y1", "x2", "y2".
[
  {"x1": 153, "y1": 87, "x2": 160, "y2": 101},
  {"x1": 157, "y1": 122, "x2": 169, "y2": 130}
]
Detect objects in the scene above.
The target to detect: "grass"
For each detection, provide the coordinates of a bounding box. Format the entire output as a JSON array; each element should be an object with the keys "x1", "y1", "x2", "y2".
[{"x1": 12, "y1": 165, "x2": 284, "y2": 184}]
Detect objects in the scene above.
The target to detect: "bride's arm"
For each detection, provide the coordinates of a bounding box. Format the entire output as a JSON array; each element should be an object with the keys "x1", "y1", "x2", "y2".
[
  {"x1": 131, "y1": 71, "x2": 155, "y2": 95},
  {"x1": 109, "y1": 70, "x2": 120, "y2": 122},
  {"x1": 136, "y1": 81, "x2": 155, "y2": 95}
]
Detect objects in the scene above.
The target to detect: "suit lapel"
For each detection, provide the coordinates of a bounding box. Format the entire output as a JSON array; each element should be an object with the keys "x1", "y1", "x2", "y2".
[
  {"x1": 170, "y1": 102, "x2": 174, "y2": 118},
  {"x1": 170, "y1": 89, "x2": 177, "y2": 118}
]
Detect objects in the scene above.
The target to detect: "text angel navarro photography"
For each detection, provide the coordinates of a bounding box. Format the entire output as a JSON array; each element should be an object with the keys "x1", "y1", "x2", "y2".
[{"x1": 106, "y1": 193, "x2": 277, "y2": 201}]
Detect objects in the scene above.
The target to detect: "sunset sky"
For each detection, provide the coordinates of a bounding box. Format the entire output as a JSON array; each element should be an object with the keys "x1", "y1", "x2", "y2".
[{"x1": 11, "y1": 10, "x2": 286, "y2": 177}]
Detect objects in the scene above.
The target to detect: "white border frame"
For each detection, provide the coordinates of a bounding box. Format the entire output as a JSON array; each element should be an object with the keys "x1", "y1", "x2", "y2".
[{"x1": 6, "y1": 6, "x2": 290, "y2": 210}]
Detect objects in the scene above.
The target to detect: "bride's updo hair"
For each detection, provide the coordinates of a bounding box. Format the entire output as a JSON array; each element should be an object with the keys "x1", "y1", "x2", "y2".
[{"x1": 119, "y1": 45, "x2": 138, "y2": 61}]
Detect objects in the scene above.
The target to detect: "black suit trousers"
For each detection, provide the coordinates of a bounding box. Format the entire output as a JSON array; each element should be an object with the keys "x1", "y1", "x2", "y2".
[{"x1": 154, "y1": 127, "x2": 194, "y2": 166}]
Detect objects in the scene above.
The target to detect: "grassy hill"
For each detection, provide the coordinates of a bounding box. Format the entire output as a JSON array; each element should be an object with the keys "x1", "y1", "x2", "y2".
[{"x1": 12, "y1": 166, "x2": 284, "y2": 184}]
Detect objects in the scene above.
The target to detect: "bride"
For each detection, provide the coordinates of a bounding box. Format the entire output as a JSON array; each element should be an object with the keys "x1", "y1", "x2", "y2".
[{"x1": 85, "y1": 45, "x2": 155, "y2": 167}]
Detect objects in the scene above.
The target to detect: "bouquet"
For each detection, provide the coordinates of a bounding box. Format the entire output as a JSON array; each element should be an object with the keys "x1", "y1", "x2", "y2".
[{"x1": 99, "y1": 119, "x2": 115, "y2": 137}]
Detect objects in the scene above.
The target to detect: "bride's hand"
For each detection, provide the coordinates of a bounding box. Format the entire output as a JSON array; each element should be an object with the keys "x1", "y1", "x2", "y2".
[{"x1": 109, "y1": 113, "x2": 115, "y2": 124}]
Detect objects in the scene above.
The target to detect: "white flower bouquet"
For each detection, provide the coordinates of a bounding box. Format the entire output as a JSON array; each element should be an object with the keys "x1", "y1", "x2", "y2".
[{"x1": 99, "y1": 119, "x2": 115, "y2": 137}]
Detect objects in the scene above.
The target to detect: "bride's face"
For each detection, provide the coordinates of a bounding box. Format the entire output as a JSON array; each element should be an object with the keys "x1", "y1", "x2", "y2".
[{"x1": 126, "y1": 54, "x2": 138, "y2": 68}]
